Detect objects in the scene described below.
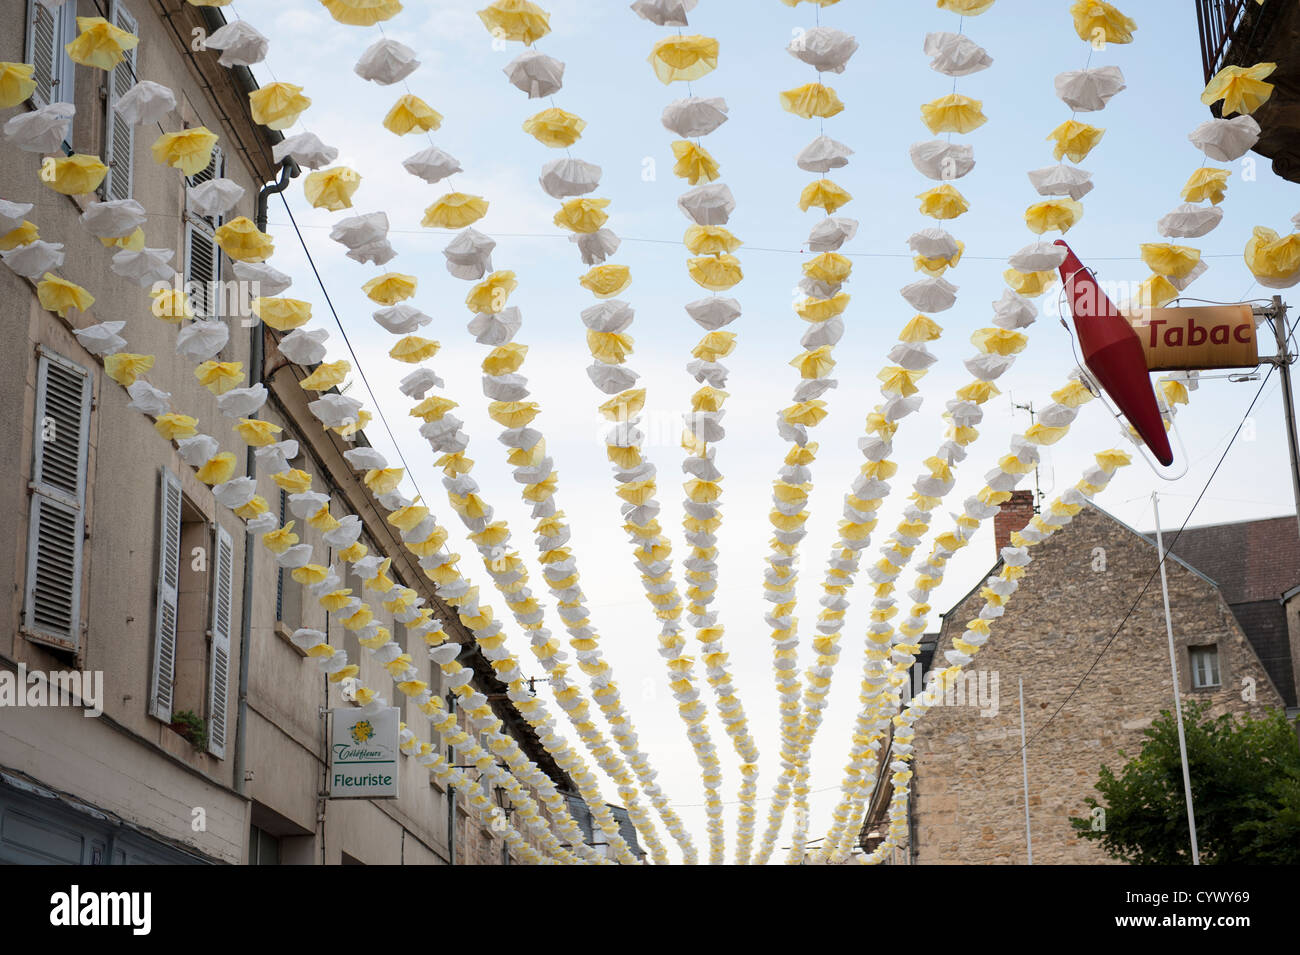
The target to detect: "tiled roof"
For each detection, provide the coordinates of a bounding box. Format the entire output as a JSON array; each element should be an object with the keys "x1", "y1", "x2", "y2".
[{"x1": 1154, "y1": 515, "x2": 1300, "y2": 603}]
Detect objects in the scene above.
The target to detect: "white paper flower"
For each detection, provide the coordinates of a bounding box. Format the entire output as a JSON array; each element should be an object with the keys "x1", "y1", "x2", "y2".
[
  {"x1": 399, "y1": 367, "x2": 442, "y2": 399},
  {"x1": 272, "y1": 132, "x2": 337, "y2": 170},
  {"x1": 0, "y1": 199, "x2": 34, "y2": 234},
  {"x1": 308, "y1": 394, "x2": 363, "y2": 428},
  {"x1": 330, "y1": 211, "x2": 388, "y2": 250},
  {"x1": 346, "y1": 239, "x2": 395, "y2": 266},
  {"x1": 114, "y1": 80, "x2": 175, "y2": 126},
  {"x1": 797, "y1": 135, "x2": 853, "y2": 173},
  {"x1": 2, "y1": 240, "x2": 64, "y2": 279},
  {"x1": 213, "y1": 477, "x2": 257, "y2": 509},
  {"x1": 1028, "y1": 164, "x2": 1094, "y2": 200},
  {"x1": 808, "y1": 216, "x2": 858, "y2": 252},
  {"x1": 73, "y1": 321, "x2": 126, "y2": 356},
  {"x1": 788, "y1": 27, "x2": 858, "y2": 74},
  {"x1": 661, "y1": 96, "x2": 728, "y2": 138},
  {"x1": 4, "y1": 101, "x2": 74, "y2": 152},
  {"x1": 908, "y1": 228, "x2": 960, "y2": 260},
  {"x1": 539, "y1": 158, "x2": 601, "y2": 198},
  {"x1": 216, "y1": 384, "x2": 268, "y2": 418},
  {"x1": 901, "y1": 276, "x2": 958, "y2": 312},
  {"x1": 187, "y1": 178, "x2": 245, "y2": 218},
  {"x1": 203, "y1": 20, "x2": 268, "y2": 67},
  {"x1": 178, "y1": 435, "x2": 219, "y2": 468},
  {"x1": 255, "y1": 441, "x2": 297, "y2": 475},
  {"x1": 1007, "y1": 239, "x2": 1067, "y2": 273},
  {"x1": 504, "y1": 49, "x2": 564, "y2": 98},
  {"x1": 176, "y1": 320, "x2": 229, "y2": 361},
  {"x1": 909, "y1": 139, "x2": 975, "y2": 181},
  {"x1": 443, "y1": 227, "x2": 495, "y2": 280},
  {"x1": 354, "y1": 37, "x2": 420, "y2": 85},
  {"x1": 570, "y1": 229, "x2": 620, "y2": 265},
  {"x1": 1054, "y1": 66, "x2": 1126, "y2": 112},
  {"x1": 232, "y1": 260, "x2": 292, "y2": 297},
  {"x1": 126, "y1": 379, "x2": 170, "y2": 416},
  {"x1": 467, "y1": 306, "x2": 522, "y2": 345},
  {"x1": 685, "y1": 296, "x2": 740, "y2": 330},
  {"x1": 277, "y1": 327, "x2": 328, "y2": 365},
  {"x1": 587, "y1": 362, "x2": 639, "y2": 394},
  {"x1": 111, "y1": 246, "x2": 175, "y2": 287},
  {"x1": 992, "y1": 288, "x2": 1038, "y2": 329},
  {"x1": 631, "y1": 0, "x2": 696, "y2": 26},
  {"x1": 402, "y1": 145, "x2": 462, "y2": 184},
  {"x1": 373, "y1": 303, "x2": 432, "y2": 335},
  {"x1": 1158, "y1": 202, "x2": 1223, "y2": 239},
  {"x1": 923, "y1": 31, "x2": 992, "y2": 76},
  {"x1": 81, "y1": 199, "x2": 147, "y2": 238},
  {"x1": 1188, "y1": 115, "x2": 1261, "y2": 162}
]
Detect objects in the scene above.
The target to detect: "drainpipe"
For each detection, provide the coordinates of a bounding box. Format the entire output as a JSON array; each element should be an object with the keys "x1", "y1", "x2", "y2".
[
  {"x1": 447, "y1": 690, "x2": 457, "y2": 865},
  {"x1": 233, "y1": 161, "x2": 297, "y2": 799}
]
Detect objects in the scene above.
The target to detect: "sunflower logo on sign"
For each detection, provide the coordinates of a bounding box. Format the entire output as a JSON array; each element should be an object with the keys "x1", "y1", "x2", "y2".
[{"x1": 351, "y1": 720, "x2": 375, "y2": 745}]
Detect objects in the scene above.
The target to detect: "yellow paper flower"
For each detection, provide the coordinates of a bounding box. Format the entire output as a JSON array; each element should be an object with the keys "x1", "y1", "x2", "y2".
[
  {"x1": 580, "y1": 263, "x2": 631, "y2": 298},
  {"x1": 102, "y1": 353, "x2": 152, "y2": 387},
  {"x1": 649, "y1": 35, "x2": 718, "y2": 84},
  {"x1": 234, "y1": 418, "x2": 282, "y2": 447},
  {"x1": 917, "y1": 183, "x2": 968, "y2": 220},
  {"x1": 921, "y1": 94, "x2": 986, "y2": 135},
  {"x1": 692, "y1": 330, "x2": 736, "y2": 362},
  {"x1": 321, "y1": 0, "x2": 403, "y2": 26},
  {"x1": 411, "y1": 396, "x2": 459, "y2": 422},
  {"x1": 938, "y1": 0, "x2": 996, "y2": 13},
  {"x1": 791, "y1": 346, "x2": 835, "y2": 379},
  {"x1": 151, "y1": 127, "x2": 219, "y2": 176},
  {"x1": 914, "y1": 242, "x2": 964, "y2": 277},
  {"x1": 551, "y1": 197, "x2": 607, "y2": 234},
  {"x1": 383, "y1": 94, "x2": 442, "y2": 135},
  {"x1": 1140, "y1": 243, "x2": 1201, "y2": 279},
  {"x1": 303, "y1": 166, "x2": 361, "y2": 211},
  {"x1": 0, "y1": 62, "x2": 37, "y2": 108},
  {"x1": 337, "y1": 542, "x2": 367, "y2": 564},
  {"x1": 100, "y1": 227, "x2": 146, "y2": 251},
  {"x1": 598, "y1": 389, "x2": 646, "y2": 420},
  {"x1": 971, "y1": 327, "x2": 1029, "y2": 355},
  {"x1": 150, "y1": 288, "x2": 193, "y2": 322},
  {"x1": 364, "y1": 467, "x2": 405, "y2": 495},
  {"x1": 799, "y1": 179, "x2": 852, "y2": 214},
  {"x1": 795, "y1": 292, "x2": 850, "y2": 321},
  {"x1": 803, "y1": 252, "x2": 852, "y2": 285},
  {"x1": 299, "y1": 360, "x2": 350, "y2": 391},
  {"x1": 418, "y1": 193, "x2": 487, "y2": 230},
  {"x1": 522, "y1": 107, "x2": 585, "y2": 147},
  {"x1": 1047, "y1": 120, "x2": 1105, "y2": 162},
  {"x1": 587, "y1": 330, "x2": 633, "y2": 364},
  {"x1": 487, "y1": 401, "x2": 540, "y2": 428},
  {"x1": 234, "y1": 495, "x2": 268, "y2": 520},
  {"x1": 197, "y1": 452, "x2": 237, "y2": 485},
  {"x1": 481, "y1": 343, "x2": 528, "y2": 375},
  {"x1": 670, "y1": 140, "x2": 720, "y2": 184},
  {"x1": 899, "y1": 313, "x2": 943, "y2": 342},
  {"x1": 36, "y1": 273, "x2": 94, "y2": 318},
  {"x1": 1003, "y1": 268, "x2": 1055, "y2": 297},
  {"x1": 195, "y1": 360, "x2": 245, "y2": 395},
  {"x1": 779, "y1": 82, "x2": 844, "y2": 119},
  {"x1": 154, "y1": 413, "x2": 198, "y2": 441},
  {"x1": 466, "y1": 271, "x2": 518, "y2": 314},
  {"x1": 1181, "y1": 167, "x2": 1229, "y2": 205},
  {"x1": 251, "y1": 297, "x2": 311, "y2": 331},
  {"x1": 66, "y1": 16, "x2": 139, "y2": 71},
  {"x1": 1244, "y1": 227, "x2": 1300, "y2": 284},
  {"x1": 1159, "y1": 379, "x2": 1190, "y2": 408},
  {"x1": 1051, "y1": 380, "x2": 1095, "y2": 408},
  {"x1": 248, "y1": 82, "x2": 312, "y2": 131},
  {"x1": 478, "y1": 0, "x2": 551, "y2": 44},
  {"x1": 362, "y1": 272, "x2": 418, "y2": 306},
  {"x1": 0, "y1": 221, "x2": 39, "y2": 251},
  {"x1": 687, "y1": 254, "x2": 742, "y2": 291},
  {"x1": 781, "y1": 400, "x2": 828, "y2": 427},
  {"x1": 272, "y1": 469, "x2": 313, "y2": 494},
  {"x1": 389, "y1": 336, "x2": 440, "y2": 363},
  {"x1": 214, "y1": 217, "x2": 274, "y2": 262},
  {"x1": 1201, "y1": 62, "x2": 1275, "y2": 116},
  {"x1": 262, "y1": 521, "x2": 299, "y2": 555},
  {"x1": 878, "y1": 367, "x2": 927, "y2": 397},
  {"x1": 1024, "y1": 198, "x2": 1084, "y2": 234},
  {"x1": 43, "y1": 154, "x2": 108, "y2": 196},
  {"x1": 684, "y1": 225, "x2": 741, "y2": 256},
  {"x1": 1070, "y1": 0, "x2": 1136, "y2": 44}
]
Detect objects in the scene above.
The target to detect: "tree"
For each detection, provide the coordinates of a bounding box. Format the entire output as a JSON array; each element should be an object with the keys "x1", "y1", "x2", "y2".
[{"x1": 1070, "y1": 701, "x2": 1300, "y2": 864}]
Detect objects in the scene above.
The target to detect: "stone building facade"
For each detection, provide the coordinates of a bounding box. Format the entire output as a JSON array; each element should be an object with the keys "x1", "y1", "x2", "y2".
[
  {"x1": 0, "y1": 0, "x2": 582, "y2": 865},
  {"x1": 864, "y1": 496, "x2": 1288, "y2": 865}
]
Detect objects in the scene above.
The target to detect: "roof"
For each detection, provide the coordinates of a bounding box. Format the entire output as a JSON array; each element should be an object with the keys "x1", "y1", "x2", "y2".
[{"x1": 1149, "y1": 514, "x2": 1300, "y2": 604}]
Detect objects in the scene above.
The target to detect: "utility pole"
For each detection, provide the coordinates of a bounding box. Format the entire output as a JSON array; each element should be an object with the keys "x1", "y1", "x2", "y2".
[{"x1": 1259, "y1": 296, "x2": 1300, "y2": 541}]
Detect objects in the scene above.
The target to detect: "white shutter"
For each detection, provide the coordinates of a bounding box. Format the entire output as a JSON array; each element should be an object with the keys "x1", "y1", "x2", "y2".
[
  {"x1": 207, "y1": 523, "x2": 234, "y2": 758},
  {"x1": 23, "y1": 351, "x2": 91, "y2": 651},
  {"x1": 24, "y1": 0, "x2": 61, "y2": 109},
  {"x1": 149, "y1": 467, "x2": 183, "y2": 722},
  {"x1": 103, "y1": 2, "x2": 139, "y2": 201},
  {"x1": 184, "y1": 145, "x2": 224, "y2": 321}
]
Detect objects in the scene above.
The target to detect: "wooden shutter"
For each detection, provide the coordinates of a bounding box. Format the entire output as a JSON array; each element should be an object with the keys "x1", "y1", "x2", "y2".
[
  {"x1": 207, "y1": 524, "x2": 234, "y2": 758},
  {"x1": 24, "y1": 0, "x2": 61, "y2": 109},
  {"x1": 184, "y1": 145, "x2": 224, "y2": 320},
  {"x1": 149, "y1": 467, "x2": 183, "y2": 722},
  {"x1": 23, "y1": 351, "x2": 91, "y2": 651},
  {"x1": 102, "y1": 1, "x2": 139, "y2": 201}
]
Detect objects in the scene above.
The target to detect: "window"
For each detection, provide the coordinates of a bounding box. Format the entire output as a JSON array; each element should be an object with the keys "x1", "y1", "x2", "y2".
[
  {"x1": 25, "y1": 0, "x2": 78, "y2": 109},
  {"x1": 1190, "y1": 645, "x2": 1220, "y2": 689},
  {"x1": 392, "y1": 621, "x2": 407, "y2": 723},
  {"x1": 248, "y1": 825, "x2": 280, "y2": 865},
  {"x1": 23, "y1": 351, "x2": 92, "y2": 653},
  {"x1": 102, "y1": 0, "x2": 138, "y2": 200},
  {"x1": 149, "y1": 467, "x2": 234, "y2": 758},
  {"x1": 184, "y1": 145, "x2": 225, "y2": 321},
  {"x1": 275, "y1": 490, "x2": 303, "y2": 631}
]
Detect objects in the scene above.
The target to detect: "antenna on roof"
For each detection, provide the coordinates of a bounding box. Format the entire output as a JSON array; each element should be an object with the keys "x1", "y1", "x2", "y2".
[{"x1": 1011, "y1": 399, "x2": 1043, "y2": 514}]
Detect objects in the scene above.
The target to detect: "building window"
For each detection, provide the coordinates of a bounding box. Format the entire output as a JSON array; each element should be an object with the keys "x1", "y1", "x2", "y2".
[
  {"x1": 184, "y1": 145, "x2": 226, "y2": 321},
  {"x1": 149, "y1": 468, "x2": 234, "y2": 758},
  {"x1": 101, "y1": 0, "x2": 139, "y2": 200},
  {"x1": 25, "y1": 0, "x2": 79, "y2": 109},
  {"x1": 248, "y1": 825, "x2": 280, "y2": 865},
  {"x1": 276, "y1": 490, "x2": 303, "y2": 631},
  {"x1": 23, "y1": 351, "x2": 92, "y2": 653},
  {"x1": 1190, "y1": 645, "x2": 1220, "y2": 689}
]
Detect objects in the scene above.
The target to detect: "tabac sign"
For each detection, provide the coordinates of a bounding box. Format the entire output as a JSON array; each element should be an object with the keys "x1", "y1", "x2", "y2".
[
  {"x1": 1125, "y1": 304, "x2": 1258, "y2": 371},
  {"x1": 330, "y1": 707, "x2": 399, "y2": 799}
]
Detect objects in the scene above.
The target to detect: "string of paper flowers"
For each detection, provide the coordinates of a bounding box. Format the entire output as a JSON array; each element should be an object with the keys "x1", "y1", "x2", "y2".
[
  {"x1": 630, "y1": 0, "x2": 765, "y2": 865},
  {"x1": 1, "y1": 4, "x2": 614, "y2": 865}
]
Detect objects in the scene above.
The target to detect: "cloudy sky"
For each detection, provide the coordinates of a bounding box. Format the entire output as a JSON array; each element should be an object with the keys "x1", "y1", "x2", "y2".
[{"x1": 234, "y1": 0, "x2": 1298, "y2": 862}]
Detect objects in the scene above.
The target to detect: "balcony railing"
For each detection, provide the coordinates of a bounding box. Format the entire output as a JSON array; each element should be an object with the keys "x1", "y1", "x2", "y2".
[{"x1": 1195, "y1": 0, "x2": 1250, "y2": 83}]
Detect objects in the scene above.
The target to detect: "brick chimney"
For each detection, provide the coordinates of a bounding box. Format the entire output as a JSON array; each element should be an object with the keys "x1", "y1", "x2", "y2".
[{"x1": 993, "y1": 490, "x2": 1037, "y2": 554}]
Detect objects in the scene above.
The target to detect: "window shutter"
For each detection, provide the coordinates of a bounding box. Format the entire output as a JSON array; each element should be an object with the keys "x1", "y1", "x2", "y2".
[
  {"x1": 102, "y1": 2, "x2": 139, "y2": 201},
  {"x1": 23, "y1": 351, "x2": 91, "y2": 651},
  {"x1": 207, "y1": 523, "x2": 234, "y2": 758},
  {"x1": 25, "y1": 0, "x2": 61, "y2": 109},
  {"x1": 149, "y1": 467, "x2": 183, "y2": 723},
  {"x1": 184, "y1": 146, "x2": 224, "y2": 321}
]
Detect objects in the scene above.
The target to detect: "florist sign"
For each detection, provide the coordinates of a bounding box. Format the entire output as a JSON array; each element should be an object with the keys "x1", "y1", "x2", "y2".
[{"x1": 330, "y1": 707, "x2": 399, "y2": 799}]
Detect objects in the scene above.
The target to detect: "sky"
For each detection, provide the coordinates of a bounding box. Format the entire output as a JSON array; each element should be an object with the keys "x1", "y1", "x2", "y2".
[{"x1": 231, "y1": 0, "x2": 1300, "y2": 863}]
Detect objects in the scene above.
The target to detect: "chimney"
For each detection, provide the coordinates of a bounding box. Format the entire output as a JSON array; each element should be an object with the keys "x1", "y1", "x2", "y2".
[{"x1": 993, "y1": 490, "x2": 1037, "y2": 554}]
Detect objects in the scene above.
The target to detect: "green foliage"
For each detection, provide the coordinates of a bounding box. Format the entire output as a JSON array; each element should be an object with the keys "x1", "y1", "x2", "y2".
[
  {"x1": 1070, "y1": 701, "x2": 1300, "y2": 864},
  {"x1": 171, "y1": 709, "x2": 208, "y2": 752}
]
